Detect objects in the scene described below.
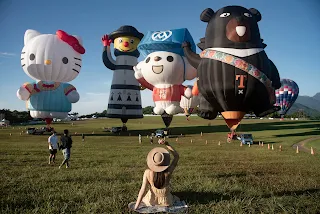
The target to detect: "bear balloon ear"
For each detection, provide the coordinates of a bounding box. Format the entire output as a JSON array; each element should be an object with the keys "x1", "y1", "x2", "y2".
[
  {"x1": 200, "y1": 8, "x2": 214, "y2": 22},
  {"x1": 249, "y1": 8, "x2": 262, "y2": 22}
]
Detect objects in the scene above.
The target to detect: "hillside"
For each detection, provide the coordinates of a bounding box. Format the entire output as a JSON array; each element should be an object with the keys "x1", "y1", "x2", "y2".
[
  {"x1": 287, "y1": 103, "x2": 320, "y2": 117},
  {"x1": 313, "y1": 92, "x2": 320, "y2": 102},
  {"x1": 296, "y1": 93, "x2": 320, "y2": 112}
]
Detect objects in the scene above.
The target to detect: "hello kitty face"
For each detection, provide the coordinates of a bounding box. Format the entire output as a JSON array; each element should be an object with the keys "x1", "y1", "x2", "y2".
[
  {"x1": 136, "y1": 51, "x2": 197, "y2": 85},
  {"x1": 21, "y1": 29, "x2": 85, "y2": 82}
]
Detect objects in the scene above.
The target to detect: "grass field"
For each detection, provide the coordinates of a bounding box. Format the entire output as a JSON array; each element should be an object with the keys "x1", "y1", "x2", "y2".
[
  {"x1": 1, "y1": 116, "x2": 320, "y2": 214},
  {"x1": 305, "y1": 138, "x2": 320, "y2": 151}
]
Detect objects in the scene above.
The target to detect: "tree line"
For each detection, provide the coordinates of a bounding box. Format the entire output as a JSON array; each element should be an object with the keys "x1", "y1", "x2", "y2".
[{"x1": 1, "y1": 107, "x2": 319, "y2": 125}]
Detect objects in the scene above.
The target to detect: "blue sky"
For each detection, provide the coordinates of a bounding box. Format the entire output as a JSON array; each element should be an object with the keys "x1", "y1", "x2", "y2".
[{"x1": 0, "y1": 0, "x2": 319, "y2": 115}]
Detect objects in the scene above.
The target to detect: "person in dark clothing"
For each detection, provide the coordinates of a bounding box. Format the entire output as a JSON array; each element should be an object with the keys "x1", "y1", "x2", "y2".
[{"x1": 59, "y1": 129, "x2": 73, "y2": 169}]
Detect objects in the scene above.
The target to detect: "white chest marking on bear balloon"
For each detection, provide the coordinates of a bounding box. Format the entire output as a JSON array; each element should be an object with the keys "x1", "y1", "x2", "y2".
[
  {"x1": 236, "y1": 26, "x2": 246, "y2": 37},
  {"x1": 209, "y1": 48, "x2": 264, "y2": 57}
]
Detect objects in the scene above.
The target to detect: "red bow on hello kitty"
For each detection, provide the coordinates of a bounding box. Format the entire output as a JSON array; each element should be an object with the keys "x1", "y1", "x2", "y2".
[{"x1": 56, "y1": 30, "x2": 85, "y2": 54}]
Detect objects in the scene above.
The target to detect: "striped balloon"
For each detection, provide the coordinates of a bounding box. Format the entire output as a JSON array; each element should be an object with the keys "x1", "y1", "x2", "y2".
[{"x1": 275, "y1": 79, "x2": 299, "y2": 116}]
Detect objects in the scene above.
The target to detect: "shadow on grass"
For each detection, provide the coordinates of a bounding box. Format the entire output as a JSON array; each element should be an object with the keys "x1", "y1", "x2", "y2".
[
  {"x1": 46, "y1": 121, "x2": 319, "y2": 137},
  {"x1": 275, "y1": 129, "x2": 320, "y2": 137}
]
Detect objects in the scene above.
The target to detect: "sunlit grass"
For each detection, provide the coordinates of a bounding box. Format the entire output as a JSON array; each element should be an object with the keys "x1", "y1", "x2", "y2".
[{"x1": 1, "y1": 117, "x2": 320, "y2": 213}]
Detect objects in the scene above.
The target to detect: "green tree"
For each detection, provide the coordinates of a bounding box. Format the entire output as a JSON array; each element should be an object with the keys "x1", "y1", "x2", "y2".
[{"x1": 142, "y1": 106, "x2": 154, "y2": 114}]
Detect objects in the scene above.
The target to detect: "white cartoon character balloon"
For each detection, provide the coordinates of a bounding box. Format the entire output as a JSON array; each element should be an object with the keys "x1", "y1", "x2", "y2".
[
  {"x1": 134, "y1": 28, "x2": 197, "y2": 115},
  {"x1": 134, "y1": 51, "x2": 196, "y2": 115},
  {"x1": 17, "y1": 29, "x2": 85, "y2": 127}
]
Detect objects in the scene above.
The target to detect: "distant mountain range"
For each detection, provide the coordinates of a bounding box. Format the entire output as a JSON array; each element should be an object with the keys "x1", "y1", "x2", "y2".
[{"x1": 287, "y1": 92, "x2": 320, "y2": 117}]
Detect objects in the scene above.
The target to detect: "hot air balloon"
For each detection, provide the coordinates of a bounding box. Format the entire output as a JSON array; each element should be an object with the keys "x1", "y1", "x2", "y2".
[
  {"x1": 180, "y1": 85, "x2": 200, "y2": 120},
  {"x1": 101, "y1": 26, "x2": 144, "y2": 128},
  {"x1": 133, "y1": 28, "x2": 198, "y2": 128},
  {"x1": 182, "y1": 6, "x2": 281, "y2": 130},
  {"x1": 275, "y1": 79, "x2": 299, "y2": 120},
  {"x1": 17, "y1": 29, "x2": 85, "y2": 129}
]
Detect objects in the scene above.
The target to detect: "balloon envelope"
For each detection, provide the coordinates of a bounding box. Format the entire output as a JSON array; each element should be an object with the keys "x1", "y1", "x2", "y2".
[
  {"x1": 161, "y1": 113, "x2": 173, "y2": 128},
  {"x1": 275, "y1": 79, "x2": 299, "y2": 116},
  {"x1": 180, "y1": 86, "x2": 199, "y2": 116}
]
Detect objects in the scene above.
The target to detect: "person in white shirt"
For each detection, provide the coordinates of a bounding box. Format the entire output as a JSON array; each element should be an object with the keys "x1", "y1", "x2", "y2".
[{"x1": 48, "y1": 131, "x2": 59, "y2": 164}]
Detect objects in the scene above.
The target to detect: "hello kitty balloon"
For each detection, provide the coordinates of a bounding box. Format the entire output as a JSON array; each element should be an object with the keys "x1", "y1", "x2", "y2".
[{"x1": 17, "y1": 29, "x2": 85, "y2": 126}]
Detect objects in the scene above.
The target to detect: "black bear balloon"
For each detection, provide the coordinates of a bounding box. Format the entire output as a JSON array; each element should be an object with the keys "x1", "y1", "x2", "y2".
[{"x1": 183, "y1": 6, "x2": 281, "y2": 130}]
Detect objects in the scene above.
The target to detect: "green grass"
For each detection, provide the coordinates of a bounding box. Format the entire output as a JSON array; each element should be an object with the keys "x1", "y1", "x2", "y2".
[
  {"x1": 1, "y1": 117, "x2": 320, "y2": 214},
  {"x1": 305, "y1": 138, "x2": 320, "y2": 151}
]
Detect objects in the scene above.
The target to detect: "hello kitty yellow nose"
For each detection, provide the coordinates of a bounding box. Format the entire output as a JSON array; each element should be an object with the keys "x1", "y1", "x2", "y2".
[{"x1": 44, "y1": 60, "x2": 51, "y2": 65}]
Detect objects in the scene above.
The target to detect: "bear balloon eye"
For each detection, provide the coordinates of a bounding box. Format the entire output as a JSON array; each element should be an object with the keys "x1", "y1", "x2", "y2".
[
  {"x1": 130, "y1": 39, "x2": 134, "y2": 44},
  {"x1": 146, "y1": 57, "x2": 150, "y2": 63},
  {"x1": 62, "y1": 57, "x2": 69, "y2": 64},
  {"x1": 244, "y1": 13, "x2": 252, "y2": 17},
  {"x1": 29, "y1": 54, "x2": 35, "y2": 61},
  {"x1": 167, "y1": 56, "x2": 174, "y2": 62},
  {"x1": 119, "y1": 38, "x2": 123, "y2": 43},
  {"x1": 220, "y1": 13, "x2": 230, "y2": 17}
]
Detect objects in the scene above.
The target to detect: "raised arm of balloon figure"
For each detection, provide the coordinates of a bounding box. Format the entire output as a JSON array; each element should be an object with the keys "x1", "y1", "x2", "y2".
[
  {"x1": 101, "y1": 34, "x2": 116, "y2": 70},
  {"x1": 182, "y1": 41, "x2": 201, "y2": 69},
  {"x1": 17, "y1": 82, "x2": 36, "y2": 101},
  {"x1": 133, "y1": 64, "x2": 154, "y2": 91},
  {"x1": 64, "y1": 84, "x2": 79, "y2": 103}
]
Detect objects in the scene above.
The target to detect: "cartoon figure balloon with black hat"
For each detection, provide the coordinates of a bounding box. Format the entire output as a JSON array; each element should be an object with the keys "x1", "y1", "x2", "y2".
[{"x1": 101, "y1": 26, "x2": 144, "y2": 128}]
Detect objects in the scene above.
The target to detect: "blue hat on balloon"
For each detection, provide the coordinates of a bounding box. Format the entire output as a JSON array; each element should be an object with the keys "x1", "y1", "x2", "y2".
[{"x1": 138, "y1": 28, "x2": 196, "y2": 58}]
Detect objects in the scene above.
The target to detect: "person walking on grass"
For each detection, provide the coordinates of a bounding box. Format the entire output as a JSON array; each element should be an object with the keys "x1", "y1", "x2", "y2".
[
  {"x1": 48, "y1": 131, "x2": 59, "y2": 164},
  {"x1": 131, "y1": 138, "x2": 182, "y2": 211},
  {"x1": 59, "y1": 129, "x2": 72, "y2": 169}
]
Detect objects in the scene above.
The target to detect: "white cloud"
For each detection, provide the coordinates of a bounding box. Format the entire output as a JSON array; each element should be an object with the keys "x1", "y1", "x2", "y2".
[{"x1": 0, "y1": 52, "x2": 16, "y2": 57}]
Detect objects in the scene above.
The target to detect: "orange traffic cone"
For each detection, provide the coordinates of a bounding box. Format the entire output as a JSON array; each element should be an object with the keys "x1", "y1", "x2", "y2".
[
  {"x1": 261, "y1": 142, "x2": 264, "y2": 147},
  {"x1": 205, "y1": 140, "x2": 208, "y2": 145},
  {"x1": 296, "y1": 146, "x2": 299, "y2": 153},
  {"x1": 218, "y1": 141, "x2": 221, "y2": 146},
  {"x1": 311, "y1": 147, "x2": 315, "y2": 155},
  {"x1": 200, "y1": 132, "x2": 203, "y2": 137},
  {"x1": 268, "y1": 144, "x2": 270, "y2": 150},
  {"x1": 279, "y1": 145, "x2": 282, "y2": 151},
  {"x1": 259, "y1": 141, "x2": 261, "y2": 146},
  {"x1": 271, "y1": 145, "x2": 274, "y2": 150},
  {"x1": 240, "y1": 142, "x2": 242, "y2": 147}
]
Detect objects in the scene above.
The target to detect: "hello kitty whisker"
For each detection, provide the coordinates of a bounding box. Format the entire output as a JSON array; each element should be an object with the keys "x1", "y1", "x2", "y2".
[
  {"x1": 74, "y1": 57, "x2": 81, "y2": 61},
  {"x1": 21, "y1": 58, "x2": 24, "y2": 60},
  {"x1": 21, "y1": 52, "x2": 25, "y2": 54},
  {"x1": 21, "y1": 64, "x2": 25, "y2": 67},
  {"x1": 72, "y1": 68, "x2": 79, "y2": 73},
  {"x1": 75, "y1": 63, "x2": 81, "y2": 67}
]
